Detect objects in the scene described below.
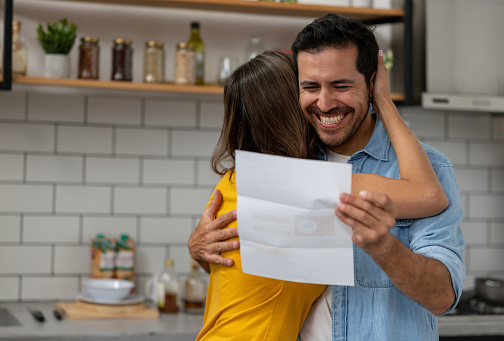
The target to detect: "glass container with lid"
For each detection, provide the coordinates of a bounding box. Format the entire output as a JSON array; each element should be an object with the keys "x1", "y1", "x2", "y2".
[
  {"x1": 175, "y1": 42, "x2": 196, "y2": 85},
  {"x1": 111, "y1": 38, "x2": 133, "y2": 81},
  {"x1": 143, "y1": 40, "x2": 165, "y2": 83},
  {"x1": 78, "y1": 36, "x2": 100, "y2": 80}
]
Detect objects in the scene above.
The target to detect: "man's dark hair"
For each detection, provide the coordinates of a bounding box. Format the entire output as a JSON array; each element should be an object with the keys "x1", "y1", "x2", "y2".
[{"x1": 291, "y1": 14, "x2": 379, "y2": 87}]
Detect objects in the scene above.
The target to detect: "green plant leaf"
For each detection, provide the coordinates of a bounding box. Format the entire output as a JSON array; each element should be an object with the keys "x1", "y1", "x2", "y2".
[{"x1": 36, "y1": 18, "x2": 77, "y2": 54}]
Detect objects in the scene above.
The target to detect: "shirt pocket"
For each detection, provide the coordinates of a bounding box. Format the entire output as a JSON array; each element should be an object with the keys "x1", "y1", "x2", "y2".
[{"x1": 354, "y1": 219, "x2": 413, "y2": 288}]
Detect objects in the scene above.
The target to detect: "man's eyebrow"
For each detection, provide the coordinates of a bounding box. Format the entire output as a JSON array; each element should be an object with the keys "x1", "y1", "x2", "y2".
[{"x1": 299, "y1": 80, "x2": 318, "y2": 87}]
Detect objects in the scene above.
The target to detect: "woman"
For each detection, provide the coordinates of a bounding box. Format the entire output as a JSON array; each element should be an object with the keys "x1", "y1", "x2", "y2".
[{"x1": 195, "y1": 50, "x2": 447, "y2": 340}]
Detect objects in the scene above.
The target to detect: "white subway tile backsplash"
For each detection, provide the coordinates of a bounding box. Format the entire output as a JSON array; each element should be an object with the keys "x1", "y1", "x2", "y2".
[
  {"x1": 142, "y1": 159, "x2": 194, "y2": 185},
  {"x1": 490, "y1": 222, "x2": 504, "y2": 245},
  {"x1": 54, "y1": 246, "x2": 90, "y2": 274},
  {"x1": 469, "y1": 247, "x2": 504, "y2": 272},
  {"x1": 170, "y1": 246, "x2": 192, "y2": 274},
  {"x1": 491, "y1": 116, "x2": 504, "y2": 141},
  {"x1": 0, "y1": 154, "x2": 24, "y2": 181},
  {"x1": 200, "y1": 101, "x2": 224, "y2": 129},
  {"x1": 0, "y1": 91, "x2": 26, "y2": 120},
  {"x1": 26, "y1": 155, "x2": 83, "y2": 183},
  {"x1": 469, "y1": 194, "x2": 504, "y2": 219},
  {"x1": 491, "y1": 170, "x2": 504, "y2": 192},
  {"x1": 82, "y1": 217, "x2": 137, "y2": 243},
  {"x1": 170, "y1": 188, "x2": 212, "y2": 215},
  {"x1": 145, "y1": 99, "x2": 197, "y2": 127},
  {"x1": 402, "y1": 111, "x2": 445, "y2": 138},
  {"x1": 28, "y1": 93, "x2": 85, "y2": 123},
  {"x1": 115, "y1": 128, "x2": 168, "y2": 156},
  {"x1": 448, "y1": 114, "x2": 491, "y2": 140},
  {"x1": 135, "y1": 246, "x2": 166, "y2": 274},
  {"x1": 0, "y1": 246, "x2": 51, "y2": 274},
  {"x1": 0, "y1": 277, "x2": 19, "y2": 300},
  {"x1": 22, "y1": 277, "x2": 79, "y2": 300},
  {"x1": 23, "y1": 216, "x2": 80, "y2": 243},
  {"x1": 0, "y1": 184, "x2": 53, "y2": 213},
  {"x1": 469, "y1": 142, "x2": 504, "y2": 167},
  {"x1": 0, "y1": 123, "x2": 55, "y2": 152},
  {"x1": 58, "y1": 126, "x2": 113, "y2": 154},
  {"x1": 87, "y1": 96, "x2": 142, "y2": 125},
  {"x1": 423, "y1": 140, "x2": 467, "y2": 166},
  {"x1": 56, "y1": 185, "x2": 111, "y2": 214},
  {"x1": 140, "y1": 217, "x2": 192, "y2": 244},
  {"x1": 197, "y1": 159, "x2": 221, "y2": 186},
  {"x1": 86, "y1": 157, "x2": 140, "y2": 184},
  {"x1": 172, "y1": 131, "x2": 220, "y2": 157},
  {"x1": 114, "y1": 187, "x2": 167, "y2": 214},
  {"x1": 0, "y1": 216, "x2": 21, "y2": 243},
  {"x1": 460, "y1": 221, "x2": 487, "y2": 245},
  {"x1": 454, "y1": 168, "x2": 489, "y2": 192}
]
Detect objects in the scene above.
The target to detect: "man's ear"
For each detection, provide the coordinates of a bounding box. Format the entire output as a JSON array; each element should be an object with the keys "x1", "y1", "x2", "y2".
[{"x1": 369, "y1": 71, "x2": 377, "y2": 102}]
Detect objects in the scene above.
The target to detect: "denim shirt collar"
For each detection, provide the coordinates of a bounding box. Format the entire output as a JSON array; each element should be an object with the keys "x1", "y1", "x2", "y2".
[{"x1": 314, "y1": 109, "x2": 392, "y2": 163}]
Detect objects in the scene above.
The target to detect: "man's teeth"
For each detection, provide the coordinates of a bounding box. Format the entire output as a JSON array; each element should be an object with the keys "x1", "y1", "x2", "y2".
[{"x1": 319, "y1": 114, "x2": 344, "y2": 124}]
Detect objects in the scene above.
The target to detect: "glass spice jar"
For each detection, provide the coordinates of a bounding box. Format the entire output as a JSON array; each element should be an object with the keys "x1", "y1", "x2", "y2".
[
  {"x1": 78, "y1": 37, "x2": 100, "y2": 80},
  {"x1": 12, "y1": 20, "x2": 28, "y2": 76},
  {"x1": 143, "y1": 41, "x2": 165, "y2": 83},
  {"x1": 175, "y1": 42, "x2": 196, "y2": 85},
  {"x1": 111, "y1": 38, "x2": 133, "y2": 81}
]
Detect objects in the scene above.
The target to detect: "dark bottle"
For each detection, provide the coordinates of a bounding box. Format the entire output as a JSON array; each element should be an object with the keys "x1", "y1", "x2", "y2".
[
  {"x1": 187, "y1": 22, "x2": 205, "y2": 85},
  {"x1": 157, "y1": 259, "x2": 180, "y2": 313},
  {"x1": 78, "y1": 37, "x2": 100, "y2": 80},
  {"x1": 111, "y1": 38, "x2": 133, "y2": 81}
]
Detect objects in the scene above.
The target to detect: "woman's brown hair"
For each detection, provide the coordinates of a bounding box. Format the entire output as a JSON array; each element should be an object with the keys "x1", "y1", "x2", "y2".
[{"x1": 211, "y1": 50, "x2": 317, "y2": 175}]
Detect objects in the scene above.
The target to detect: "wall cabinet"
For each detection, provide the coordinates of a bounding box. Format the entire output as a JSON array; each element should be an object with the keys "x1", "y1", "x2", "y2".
[{"x1": 1, "y1": 0, "x2": 412, "y2": 103}]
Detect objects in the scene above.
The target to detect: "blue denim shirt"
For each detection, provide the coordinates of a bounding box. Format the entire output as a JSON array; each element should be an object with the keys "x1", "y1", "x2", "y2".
[{"x1": 315, "y1": 116, "x2": 466, "y2": 341}]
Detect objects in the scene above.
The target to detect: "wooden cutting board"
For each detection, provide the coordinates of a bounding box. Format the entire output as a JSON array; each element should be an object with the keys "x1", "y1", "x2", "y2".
[{"x1": 56, "y1": 300, "x2": 159, "y2": 319}]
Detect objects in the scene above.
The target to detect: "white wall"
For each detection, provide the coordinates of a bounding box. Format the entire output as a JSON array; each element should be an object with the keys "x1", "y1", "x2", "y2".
[{"x1": 1, "y1": 0, "x2": 503, "y2": 301}]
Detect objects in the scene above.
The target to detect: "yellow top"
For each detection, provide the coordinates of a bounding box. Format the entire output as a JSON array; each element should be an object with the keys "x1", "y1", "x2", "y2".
[{"x1": 196, "y1": 171, "x2": 326, "y2": 341}]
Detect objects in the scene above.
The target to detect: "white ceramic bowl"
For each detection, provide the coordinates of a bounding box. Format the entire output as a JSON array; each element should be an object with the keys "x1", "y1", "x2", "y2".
[{"x1": 83, "y1": 279, "x2": 134, "y2": 301}]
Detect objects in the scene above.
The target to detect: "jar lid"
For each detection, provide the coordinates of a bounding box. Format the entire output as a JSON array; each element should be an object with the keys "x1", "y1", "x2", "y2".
[
  {"x1": 81, "y1": 36, "x2": 99, "y2": 43},
  {"x1": 177, "y1": 42, "x2": 194, "y2": 50},
  {"x1": 114, "y1": 38, "x2": 132, "y2": 45},
  {"x1": 146, "y1": 40, "x2": 164, "y2": 48}
]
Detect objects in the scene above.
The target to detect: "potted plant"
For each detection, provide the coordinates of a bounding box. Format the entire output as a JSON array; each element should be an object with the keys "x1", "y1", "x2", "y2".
[{"x1": 37, "y1": 18, "x2": 77, "y2": 78}]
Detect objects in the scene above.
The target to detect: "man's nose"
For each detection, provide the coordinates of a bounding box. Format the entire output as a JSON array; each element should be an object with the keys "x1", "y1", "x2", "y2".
[{"x1": 317, "y1": 88, "x2": 335, "y2": 113}]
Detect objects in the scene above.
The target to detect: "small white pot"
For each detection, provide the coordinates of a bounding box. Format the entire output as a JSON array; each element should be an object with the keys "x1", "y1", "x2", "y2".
[{"x1": 44, "y1": 54, "x2": 71, "y2": 78}]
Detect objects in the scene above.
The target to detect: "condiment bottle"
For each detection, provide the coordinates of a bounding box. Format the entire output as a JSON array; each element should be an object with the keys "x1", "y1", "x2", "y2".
[
  {"x1": 78, "y1": 36, "x2": 100, "y2": 80},
  {"x1": 157, "y1": 259, "x2": 181, "y2": 313},
  {"x1": 186, "y1": 22, "x2": 205, "y2": 85},
  {"x1": 184, "y1": 260, "x2": 206, "y2": 314},
  {"x1": 12, "y1": 20, "x2": 28, "y2": 76},
  {"x1": 111, "y1": 38, "x2": 133, "y2": 81},
  {"x1": 143, "y1": 40, "x2": 165, "y2": 83},
  {"x1": 175, "y1": 42, "x2": 195, "y2": 85}
]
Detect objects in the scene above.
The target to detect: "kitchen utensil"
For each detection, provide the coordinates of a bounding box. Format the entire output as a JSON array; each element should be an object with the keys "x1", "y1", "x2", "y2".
[
  {"x1": 475, "y1": 278, "x2": 504, "y2": 305},
  {"x1": 29, "y1": 309, "x2": 45, "y2": 323},
  {"x1": 83, "y1": 278, "x2": 134, "y2": 301}
]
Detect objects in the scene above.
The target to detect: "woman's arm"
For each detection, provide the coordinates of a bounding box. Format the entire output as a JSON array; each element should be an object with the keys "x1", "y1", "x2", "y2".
[{"x1": 352, "y1": 50, "x2": 448, "y2": 218}]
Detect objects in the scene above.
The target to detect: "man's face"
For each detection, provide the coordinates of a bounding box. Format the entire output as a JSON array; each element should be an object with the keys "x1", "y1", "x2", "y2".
[{"x1": 298, "y1": 46, "x2": 374, "y2": 156}]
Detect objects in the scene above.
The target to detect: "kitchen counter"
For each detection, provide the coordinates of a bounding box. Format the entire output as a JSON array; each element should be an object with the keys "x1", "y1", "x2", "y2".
[
  {"x1": 0, "y1": 302, "x2": 203, "y2": 340},
  {"x1": 2, "y1": 302, "x2": 504, "y2": 339}
]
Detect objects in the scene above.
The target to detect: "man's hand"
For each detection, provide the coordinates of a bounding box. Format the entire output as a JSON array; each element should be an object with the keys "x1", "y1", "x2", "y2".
[
  {"x1": 188, "y1": 189, "x2": 239, "y2": 273},
  {"x1": 335, "y1": 190, "x2": 398, "y2": 258}
]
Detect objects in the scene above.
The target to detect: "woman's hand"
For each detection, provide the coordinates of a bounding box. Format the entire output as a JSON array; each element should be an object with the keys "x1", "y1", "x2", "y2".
[{"x1": 371, "y1": 50, "x2": 393, "y2": 120}]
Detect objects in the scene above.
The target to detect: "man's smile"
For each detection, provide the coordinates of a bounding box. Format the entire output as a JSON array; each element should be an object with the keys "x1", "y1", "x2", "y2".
[{"x1": 317, "y1": 113, "x2": 348, "y2": 126}]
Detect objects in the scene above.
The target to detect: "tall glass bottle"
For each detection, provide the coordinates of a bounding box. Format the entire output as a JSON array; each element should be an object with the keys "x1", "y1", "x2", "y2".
[
  {"x1": 184, "y1": 260, "x2": 206, "y2": 314},
  {"x1": 245, "y1": 34, "x2": 264, "y2": 61},
  {"x1": 187, "y1": 22, "x2": 205, "y2": 85},
  {"x1": 12, "y1": 20, "x2": 28, "y2": 76},
  {"x1": 157, "y1": 258, "x2": 181, "y2": 313}
]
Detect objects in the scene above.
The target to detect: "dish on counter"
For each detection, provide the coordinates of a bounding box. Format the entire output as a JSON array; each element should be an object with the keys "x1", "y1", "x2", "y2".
[
  {"x1": 76, "y1": 292, "x2": 145, "y2": 305},
  {"x1": 83, "y1": 278, "x2": 134, "y2": 300}
]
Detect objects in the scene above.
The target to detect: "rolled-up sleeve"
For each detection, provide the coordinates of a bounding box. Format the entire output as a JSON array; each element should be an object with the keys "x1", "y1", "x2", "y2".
[{"x1": 409, "y1": 164, "x2": 466, "y2": 316}]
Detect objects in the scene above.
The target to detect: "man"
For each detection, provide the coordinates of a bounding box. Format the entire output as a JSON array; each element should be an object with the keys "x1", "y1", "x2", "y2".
[{"x1": 189, "y1": 14, "x2": 465, "y2": 340}]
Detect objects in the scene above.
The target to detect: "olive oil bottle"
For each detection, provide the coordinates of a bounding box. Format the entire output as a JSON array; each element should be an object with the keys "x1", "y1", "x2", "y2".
[{"x1": 187, "y1": 21, "x2": 205, "y2": 85}]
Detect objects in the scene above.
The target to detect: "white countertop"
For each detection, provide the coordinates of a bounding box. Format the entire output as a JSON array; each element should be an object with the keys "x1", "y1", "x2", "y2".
[
  {"x1": 2, "y1": 302, "x2": 504, "y2": 339},
  {"x1": 0, "y1": 302, "x2": 203, "y2": 340}
]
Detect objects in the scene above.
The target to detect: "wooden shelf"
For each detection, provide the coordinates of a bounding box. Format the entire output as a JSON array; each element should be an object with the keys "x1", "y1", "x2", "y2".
[
  {"x1": 2, "y1": 75, "x2": 405, "y2": 101},
  {"x1": 48, "y1": 0, "x2": 404, "y2": 24}
]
